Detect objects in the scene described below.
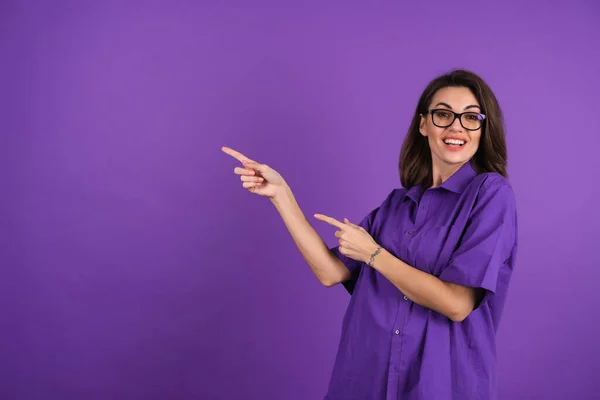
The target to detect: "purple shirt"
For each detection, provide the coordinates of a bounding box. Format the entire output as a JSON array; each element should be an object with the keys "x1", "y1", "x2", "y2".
[{"x1": 326, "y1": 162, "x2": 518, "y2": 400}]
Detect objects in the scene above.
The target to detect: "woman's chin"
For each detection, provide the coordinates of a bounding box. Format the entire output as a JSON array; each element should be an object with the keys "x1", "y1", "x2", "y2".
[{"x1": 438, "y1": 153, "x2": 471, "y2": 167}]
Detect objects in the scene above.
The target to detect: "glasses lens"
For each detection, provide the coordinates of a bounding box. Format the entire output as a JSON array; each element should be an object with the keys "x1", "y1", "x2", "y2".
[
  {"x1": 432, "y1": 110, "x2": 454, "y2": 127},
  {"x1": 461, "y1": 112, "x2": 483, "y2": 130}
]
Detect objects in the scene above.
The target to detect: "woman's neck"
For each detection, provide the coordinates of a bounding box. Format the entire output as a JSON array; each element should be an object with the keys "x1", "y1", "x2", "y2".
[{"x1": 430, "y1": 160, "x2": 467, "y2": 188}]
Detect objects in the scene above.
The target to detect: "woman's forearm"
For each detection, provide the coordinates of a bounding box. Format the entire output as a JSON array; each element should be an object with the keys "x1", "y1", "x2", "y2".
[
  {"x1": 371, "y1": 248, "x2": 478, "y2": 321},
  {"x1": 271, "y1": 185, "x2": 350, "y2": 286}
]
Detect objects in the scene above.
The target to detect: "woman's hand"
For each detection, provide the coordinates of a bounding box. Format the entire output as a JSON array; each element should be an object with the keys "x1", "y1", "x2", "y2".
[
  {"x1": 222, "y1": 146, "x2": 288, "y2": 199},
  {"x1": 314, "y1": 214, "x2": 379, "y2": 264}
]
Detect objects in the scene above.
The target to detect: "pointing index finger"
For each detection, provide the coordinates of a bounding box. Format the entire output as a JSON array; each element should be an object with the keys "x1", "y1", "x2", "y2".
[
  {"x1": 343, "y1": 218, "x2": 360, "y2": 229},
  {"x1": 314, "y1": 214, "x2": 345, "y2": 229},
  {"x1": 221, "y1": 146, "x2": 254, "y2": 163}
]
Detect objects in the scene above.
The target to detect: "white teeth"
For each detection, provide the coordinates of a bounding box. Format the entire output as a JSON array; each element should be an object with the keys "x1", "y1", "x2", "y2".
[{"x1": 444, "y1": 139, "x2": 465, "y2": 145}]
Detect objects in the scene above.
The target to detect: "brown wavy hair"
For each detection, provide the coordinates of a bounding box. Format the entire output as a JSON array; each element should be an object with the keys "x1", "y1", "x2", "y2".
[{"x1": 399, "y1": 69, "x2": 507, "y2": 189}]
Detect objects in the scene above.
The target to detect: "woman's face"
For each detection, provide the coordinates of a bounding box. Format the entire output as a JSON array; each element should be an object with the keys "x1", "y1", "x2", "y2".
[{"x1": 419, "y1": 86, "x2": 483, "y2": 171}]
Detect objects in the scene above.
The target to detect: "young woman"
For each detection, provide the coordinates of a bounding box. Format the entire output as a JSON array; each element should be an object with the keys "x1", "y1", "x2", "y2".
[{"x1": 222, "y1": 69, "x2": 517, "y2": 400}]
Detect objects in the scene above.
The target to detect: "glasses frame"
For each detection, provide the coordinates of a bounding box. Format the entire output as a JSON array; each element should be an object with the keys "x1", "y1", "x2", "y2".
[{"x1": 427, "y1": 109, "x2": 486, "y2": 131}]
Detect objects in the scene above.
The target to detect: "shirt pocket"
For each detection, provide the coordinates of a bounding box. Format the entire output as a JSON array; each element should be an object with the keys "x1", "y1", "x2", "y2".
[{"x1": 411, "y1": 224, "x2": 455, "y2": 274}]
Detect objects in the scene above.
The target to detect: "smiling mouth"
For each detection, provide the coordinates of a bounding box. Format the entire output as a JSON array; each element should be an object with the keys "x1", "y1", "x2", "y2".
[{"x1": 443, "y1": 139, "x2": 465, "y2": 147}]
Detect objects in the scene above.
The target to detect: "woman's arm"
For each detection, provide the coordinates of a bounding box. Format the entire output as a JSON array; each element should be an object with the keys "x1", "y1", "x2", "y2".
[
  {"x1": 271, "y1": 186, "x2": 352, "y2": 287},
  {"x1": 314, "y1": 214, "x2": 478, "y2": 321},
  {"x1": 222, "y1": 146, "x2": 352, "y2": 287}
]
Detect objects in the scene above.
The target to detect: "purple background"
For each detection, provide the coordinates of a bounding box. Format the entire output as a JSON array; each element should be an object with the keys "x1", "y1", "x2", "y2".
[{"x1": 2, "y1": 1, "x2": 599, "y2": 399}]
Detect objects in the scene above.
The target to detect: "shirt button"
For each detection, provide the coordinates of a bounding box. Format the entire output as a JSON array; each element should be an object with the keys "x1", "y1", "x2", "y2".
[
  {"x1": 394, "y1": 330, "x2": 400, "y2": 335},
  {"x1": 407, "y1": 230, "x2": 413, "y2": 235},
  {"x1": 403, "y1": 295, "x2": 408, "y2": 301}
]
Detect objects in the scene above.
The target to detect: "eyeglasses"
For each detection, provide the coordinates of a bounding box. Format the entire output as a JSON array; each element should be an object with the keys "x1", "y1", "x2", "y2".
[{"x1": 427, "y1": 109, "x2": 486, "y2": 131}]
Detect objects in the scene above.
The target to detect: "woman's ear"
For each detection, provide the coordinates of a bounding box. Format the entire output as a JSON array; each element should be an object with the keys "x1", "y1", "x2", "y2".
[{"x1": 419, "y1": 114, "x2": 427, "y2": 136}]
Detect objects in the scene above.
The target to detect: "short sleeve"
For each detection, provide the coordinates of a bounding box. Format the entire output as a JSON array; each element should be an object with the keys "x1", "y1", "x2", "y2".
[
  {"x1": 330, "y1": 206, "x2": 380, "y2": 295},
  {"x1": 439, "y1": 178, "x2": 517, "y2": 307}
]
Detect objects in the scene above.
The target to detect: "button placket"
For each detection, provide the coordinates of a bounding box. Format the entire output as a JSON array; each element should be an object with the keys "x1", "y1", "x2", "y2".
[{"x1": 415, "y1": 191, "x2": 431, "y2": 229}]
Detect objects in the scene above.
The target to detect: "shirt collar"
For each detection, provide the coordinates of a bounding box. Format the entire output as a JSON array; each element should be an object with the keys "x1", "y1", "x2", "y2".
[
  {"x1": 405, "y1": 184, "x2": 425, "y2": 204},
  {"x1": 403, "y1": 161, "x2": 478, "y2": 203}
]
